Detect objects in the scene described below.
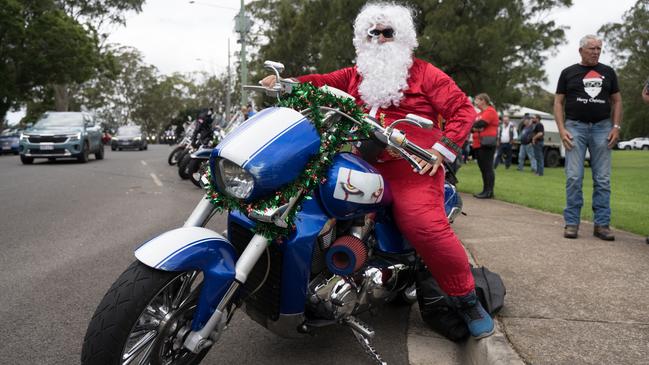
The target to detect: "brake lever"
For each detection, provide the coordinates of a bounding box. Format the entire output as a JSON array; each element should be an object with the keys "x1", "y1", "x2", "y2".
[
  {"x1": 385, "y1": 119, "x2": 424, "y2": 137},
  {"x1": 387, "y1": 142, "x2": 424, "y2": 171}
]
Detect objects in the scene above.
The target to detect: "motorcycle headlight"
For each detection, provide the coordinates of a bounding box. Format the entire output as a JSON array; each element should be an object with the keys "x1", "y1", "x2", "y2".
[
  {"x1": 68, "y1": 132, "x2": 81, "y2": 141},
  {"x1": 218, "y1": 159, "x2": 254, "y2": 199}
]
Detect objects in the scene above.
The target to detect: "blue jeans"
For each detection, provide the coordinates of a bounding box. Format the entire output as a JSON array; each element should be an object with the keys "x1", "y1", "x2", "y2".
[
  {"x1": 517, "y1": 144, "x2": 537, "y2": 172},
  {"x1": 533, "y1": 142, "x2": 544, "y2": 175},
  {"x1": 563, "y1": 119, "x2": 612, "y2": 226},
  {"x1": 494, "y1": 143, "x2": 512, "y2": 169}
]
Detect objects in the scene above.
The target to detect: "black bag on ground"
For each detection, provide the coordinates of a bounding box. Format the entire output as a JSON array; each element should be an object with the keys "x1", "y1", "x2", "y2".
[
  {"x1": 416, "y1": 263, "x2": 506, "y2": 342},
  {"x1": 472, "y1": 266, "x2": 506, "y2": 315}
]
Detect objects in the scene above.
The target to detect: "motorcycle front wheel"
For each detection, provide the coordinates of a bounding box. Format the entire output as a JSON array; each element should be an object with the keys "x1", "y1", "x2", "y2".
[
  {"x1": 178, "y1": 154, "x2": 193, "y2": 180},
  {"x1": 168, "y1": 146, "x2": 185, "y2": 165},
  {"x1": 81, "y1": 261, "x2": 209, "y2": 365},
  {"x1": 188, "y1": 159, "x2": 206, "y2": 188}
]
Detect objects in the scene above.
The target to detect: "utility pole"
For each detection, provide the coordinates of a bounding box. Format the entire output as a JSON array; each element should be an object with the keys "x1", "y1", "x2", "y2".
[
  {"x1": 235, "y1": 0, "x2": 251, "y2": 107},
  {"x1": 225, "y1": 39, "x2": 231, "y2": 122}
]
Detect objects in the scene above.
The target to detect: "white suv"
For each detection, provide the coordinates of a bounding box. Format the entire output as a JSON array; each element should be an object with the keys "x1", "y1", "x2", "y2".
[{"x1": 618, "y1": 137, "x2": 649, "y2": 150}]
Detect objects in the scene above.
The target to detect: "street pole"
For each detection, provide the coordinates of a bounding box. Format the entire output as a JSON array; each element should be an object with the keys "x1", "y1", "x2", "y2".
[
  {"x1": 226, "y1": 38, "x2": 231, "y2": 122},
  {"x1": 236, "y1": 0, "x2": 249, "y2": 108}
]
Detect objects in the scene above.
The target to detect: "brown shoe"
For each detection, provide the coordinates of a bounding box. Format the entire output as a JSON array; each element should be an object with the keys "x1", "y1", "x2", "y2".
[
  {"x1": 564, "y1": 225, "x2": 578, "y2": 239},
  {"x1": 594, "y1": 225, "x2": 615, "y2": 241}
]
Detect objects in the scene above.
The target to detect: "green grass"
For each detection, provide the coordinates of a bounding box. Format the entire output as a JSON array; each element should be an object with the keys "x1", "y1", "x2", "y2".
[{"x1": 455, "y1": 151, "x2": 649, "y2": 236}]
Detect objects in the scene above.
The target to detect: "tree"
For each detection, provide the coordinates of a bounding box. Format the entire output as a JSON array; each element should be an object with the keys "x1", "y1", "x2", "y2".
[
  {"x1": 50, "y1": 0, "x2": 145, "y2": 111},
  {"x1": 0, "y1": 0, "x2": 100, "y2": 123},
  {"x1": 78, "y1": 45, "x2": 230, "y2": 137},
  {"x1": 0, "y1": 0, "x2": 25, "y2": 127},
  {"x1": 518, "y1": 85, "x2": 555, "y2": 114},
  {"x1": 132, "y1": 73, "x2": 195, "y2": 139},
  {"x1": 599, "y1": 0, "x2": 649, "y2": 139},
  {"x1": 56, "y1": 0, "x2": 144, "y2": 29},
  {"x1": 181, "y1": 72, "x2": 229, "y2": 115},
  {"x1": 247, "y1": 0, "x2": 365, "y2": 77},
  {"x1": 247, "y1": 0, "x2": 572, "y2": 108},
  {"x1": 81, "y1": 45, "x2": 158, "y2": 131},
  {"x1": 416, "y1": 0, "x2": 571, "y2": 105}
]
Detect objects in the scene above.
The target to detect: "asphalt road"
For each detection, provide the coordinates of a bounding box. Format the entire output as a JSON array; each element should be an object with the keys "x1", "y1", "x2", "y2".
[{"x1": 0, "y1": 145, "x2": 410, "y2": 365}]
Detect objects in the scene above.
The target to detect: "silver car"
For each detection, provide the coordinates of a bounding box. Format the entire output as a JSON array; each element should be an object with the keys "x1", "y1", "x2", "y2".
[{"x1": 19, "y1": 112, "x2": 104, "y2": 164}]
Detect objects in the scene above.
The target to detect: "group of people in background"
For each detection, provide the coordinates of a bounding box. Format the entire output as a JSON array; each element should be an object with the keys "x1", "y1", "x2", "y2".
[
  {"x1": 516, "y1": 113, "x2": 544, "y2": 175},
  {"x1": 469, "y1": 95, "x2": 546, "y2": 200}
]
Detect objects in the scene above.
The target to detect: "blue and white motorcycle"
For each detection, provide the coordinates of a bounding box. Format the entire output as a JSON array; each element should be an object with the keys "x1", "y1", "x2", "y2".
[{"x1": 81, "y1": 61, "x2": 462, "y2": 365}]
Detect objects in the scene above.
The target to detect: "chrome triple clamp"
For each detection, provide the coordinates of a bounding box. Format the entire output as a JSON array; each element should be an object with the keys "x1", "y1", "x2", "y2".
[{"x1": 344, "y1": 316, "x2": 386, "y2": 365}]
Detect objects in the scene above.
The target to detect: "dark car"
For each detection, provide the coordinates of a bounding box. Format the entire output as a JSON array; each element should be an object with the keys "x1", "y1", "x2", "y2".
[
  {"x1": 0, "y1": 128, "x2": 20, "y2": 155},
  {"x1": 111, "y1": 126, "x2": 148, "y2": 151},
  {"x1": 19, "y1": 112, "x2": 104, "y2": 164}
]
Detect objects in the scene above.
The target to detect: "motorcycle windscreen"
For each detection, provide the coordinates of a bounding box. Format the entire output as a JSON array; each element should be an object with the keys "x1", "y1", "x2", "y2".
[{"x1": 212, "y1": 107, "x2": 321, "y2": 200}]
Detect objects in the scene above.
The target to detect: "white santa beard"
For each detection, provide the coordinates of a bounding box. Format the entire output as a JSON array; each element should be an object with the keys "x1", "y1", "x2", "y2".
[
  {"x1": 584, "y1": 87, "x2": 602, "y2": 98},
  {"x1": 356, "y1": 41, "x2": 413, "y2": 109}
]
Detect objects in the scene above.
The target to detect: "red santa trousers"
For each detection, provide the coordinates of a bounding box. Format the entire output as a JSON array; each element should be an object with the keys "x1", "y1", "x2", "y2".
[{"x1": 375, "y1": 159, "x2": 474, "y2": 297}]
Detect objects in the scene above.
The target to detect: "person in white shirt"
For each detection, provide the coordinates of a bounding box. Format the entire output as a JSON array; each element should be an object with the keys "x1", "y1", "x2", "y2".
[{"x1": 494, "y1": 115, "x2": 518, "y2": 169}]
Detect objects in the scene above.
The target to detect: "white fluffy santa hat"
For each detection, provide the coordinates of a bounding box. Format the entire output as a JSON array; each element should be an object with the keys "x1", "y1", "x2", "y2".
[{"x1": 352, "y1": 2, "x2": 418, "y2": 52}]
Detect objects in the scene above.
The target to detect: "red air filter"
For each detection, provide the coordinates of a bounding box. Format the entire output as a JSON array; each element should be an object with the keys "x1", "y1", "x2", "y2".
[{"x1": 325, "y1": 236, "x2": 368, "y2": 276}]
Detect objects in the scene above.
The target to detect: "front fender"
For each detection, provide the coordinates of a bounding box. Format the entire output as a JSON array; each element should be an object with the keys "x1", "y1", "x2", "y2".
[{"x1": 135, "y1": 227, "x2": 238, "y2": 330}]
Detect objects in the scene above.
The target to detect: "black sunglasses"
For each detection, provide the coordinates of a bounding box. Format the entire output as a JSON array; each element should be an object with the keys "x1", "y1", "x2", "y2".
[{"x1": 367, "y1": 28, "x2": 395, "y2": 39}]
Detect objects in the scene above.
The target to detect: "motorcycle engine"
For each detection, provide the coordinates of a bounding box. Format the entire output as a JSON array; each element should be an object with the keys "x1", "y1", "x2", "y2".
[{"x1": 307, "y1": 216, "x2": 412, "y2": 320}]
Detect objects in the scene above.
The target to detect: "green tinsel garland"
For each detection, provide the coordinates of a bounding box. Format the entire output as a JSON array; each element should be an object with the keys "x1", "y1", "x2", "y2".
[{"x1": 204, "y1": 82, "x2": 370, "y2": 239}]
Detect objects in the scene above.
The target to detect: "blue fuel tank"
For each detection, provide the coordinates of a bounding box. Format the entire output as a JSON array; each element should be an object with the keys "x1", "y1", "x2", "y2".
[{"x1": 318, "y1": 153, "x2": 392, "y2": 220}]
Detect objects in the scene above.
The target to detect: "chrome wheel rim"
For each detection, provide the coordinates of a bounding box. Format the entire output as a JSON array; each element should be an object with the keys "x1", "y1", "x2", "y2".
[{"x1": 121, "y1": 271, "x2": 203, "y2": 365}]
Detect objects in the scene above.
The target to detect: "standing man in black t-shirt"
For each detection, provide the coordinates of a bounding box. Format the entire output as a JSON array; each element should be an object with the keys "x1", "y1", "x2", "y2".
[
  {"x1": 530, "y1": 114, "x2": 545, "y2": 176},
  {"x1": 554, "y1": 34, "x2": 622, "y2": 241}
]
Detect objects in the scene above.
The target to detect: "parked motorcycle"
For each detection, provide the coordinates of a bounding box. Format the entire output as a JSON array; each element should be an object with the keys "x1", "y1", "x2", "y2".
[
  {"x1": 177, "y1": 145, "x2": 197, "y2": 179},
  {"x1": 168, "y1": 119, "x2": 197, "y2": 166},
  {"x1": 81, "y1": 61, "x2": 463, "y2": 365},
  {"x1": 181, "y1": 123, "x2": 232, "y2": 184},
  {"x1": 185, "y1": 143, "x2": 213, "y2": 187}
]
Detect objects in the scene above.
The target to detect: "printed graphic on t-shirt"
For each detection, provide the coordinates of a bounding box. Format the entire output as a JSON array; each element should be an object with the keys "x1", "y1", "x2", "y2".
[{"x1": 579, "y1": 70, "x2": 606, "y2": 104}]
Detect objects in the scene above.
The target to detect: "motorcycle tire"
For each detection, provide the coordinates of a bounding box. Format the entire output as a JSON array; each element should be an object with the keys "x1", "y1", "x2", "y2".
[
  {"x1": 81, "y1": 261, "x2": 210, "y2": 365},
  {"x1": 176, "y1": 150, "x2": 189, "y2": 166},
  {"x1": 168, "y1": 146, "x2": 184, "y2": 165},
  {"x1": 178, "y1": 153, "x2": 193, "y2": 180},
  {"x1": 188, "y1": 159, "x2": 205, "y2": 188}
]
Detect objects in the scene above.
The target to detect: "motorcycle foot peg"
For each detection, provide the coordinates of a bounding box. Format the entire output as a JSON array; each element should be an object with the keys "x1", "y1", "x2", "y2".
[
  {"x1": 297, "y1": 322, "x2": 312, "y2": 335},
  {"x1": 344, "y1": 316, "x2": 375, "y2": 339}
]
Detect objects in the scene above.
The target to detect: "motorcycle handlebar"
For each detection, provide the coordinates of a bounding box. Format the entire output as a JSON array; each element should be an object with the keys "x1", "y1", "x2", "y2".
[{"x1": 386, "y1": 128, "x2": 437, "y2": 164}]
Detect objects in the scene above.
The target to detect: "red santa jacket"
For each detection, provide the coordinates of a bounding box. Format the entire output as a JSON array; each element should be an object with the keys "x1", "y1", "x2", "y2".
[{"x1": 296, "y1": 58, "x2": 476, "y2": 162}]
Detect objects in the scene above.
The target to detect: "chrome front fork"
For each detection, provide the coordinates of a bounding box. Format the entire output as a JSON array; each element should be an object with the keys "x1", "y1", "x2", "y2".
[
  {"x1": 182, "y1": 196, "x2": 270, "y2": 353},
  {"x1": 183, "y1": 196, "x2": 215, "y2": 228}
]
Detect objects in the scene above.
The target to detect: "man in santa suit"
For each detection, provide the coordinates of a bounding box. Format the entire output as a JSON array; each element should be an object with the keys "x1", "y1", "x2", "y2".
[{"x1": 261, "y1": 2, "x2": 494, "y2": 339}]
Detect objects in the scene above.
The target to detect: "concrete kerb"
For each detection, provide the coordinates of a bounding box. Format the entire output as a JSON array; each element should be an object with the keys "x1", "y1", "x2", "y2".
[
  {"x1": 460, "y1": 247, "x2": 525, "y2": 365},
  {"x1": 407, "y1": 243, "x2": 525, "y2": 365}
]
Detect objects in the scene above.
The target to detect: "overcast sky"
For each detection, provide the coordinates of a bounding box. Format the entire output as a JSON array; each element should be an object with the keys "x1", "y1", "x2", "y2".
[{"x1": 4, "y1": 0, "x2": 638, "y2": 125}]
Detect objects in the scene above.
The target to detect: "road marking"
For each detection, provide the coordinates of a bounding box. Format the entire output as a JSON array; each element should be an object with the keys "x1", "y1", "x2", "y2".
[
  {"x1": 150, "y1": 173, "x2": 163, "y2": 187},
  {"x1": 141, "y1": 160, "x2": 148, "y2": 166}
]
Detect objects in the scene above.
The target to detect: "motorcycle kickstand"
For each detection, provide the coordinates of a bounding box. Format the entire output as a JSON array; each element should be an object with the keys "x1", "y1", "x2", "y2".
[{"x1": 344, "y1": 316, "x2": 387, "y2": 365}]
